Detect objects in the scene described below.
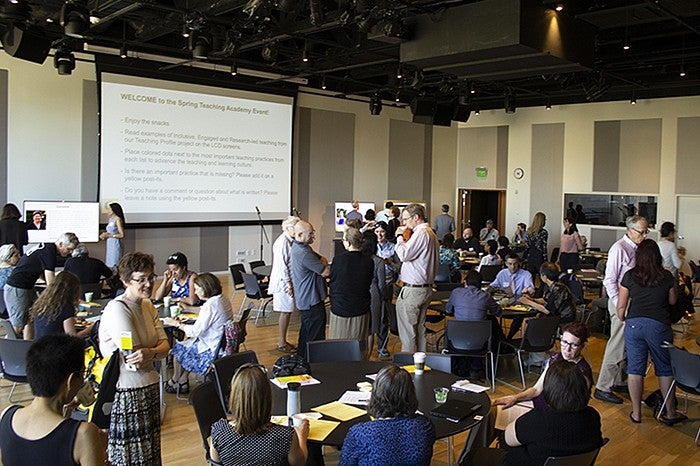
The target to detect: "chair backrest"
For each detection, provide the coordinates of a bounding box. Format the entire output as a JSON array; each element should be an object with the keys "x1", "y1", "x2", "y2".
[
  {"x1": 543, "y1": 447, "x2": 602, "y2": 466},
  {"x1": 240, "y1": 273, "x2": 263, "y2": 298},
  {"x1": 248, "y1": 260, "x2": 266, "y2": 281},
  {"x1": 435, "y1": 264, "x2": 452, "y2": 283},
  {"x1": 668, "y1": 346, "x2": 700, "y2": 392},
  {"x1": 229, "y1": 264, "x2": 246, "y2": 290},
  {"x1": 80, "y1": 282, "x2": 103, "y2": 298},
  {"x1": 550, "y1": 247, "x2": 560, "y2": 263},
  {"x1": 392, "y1": 352, "x2": 452, "y2": 373},
  {"x1": 306, "y1": 339, "x2": 361, "y2": 363},
  {"x1": 445, "y1": 320, "x2": 492, "y2": 353},
  {"x1": 561, "y1": 274, "x2": 585, "y2": 305},
  {"x1": 1, "y1": 319, "x2": 19, "y2": 339},
  {"x1": 522, "y1": 316, "x2": 561, "y2": 352},
  {"x1": 188, "y1": 381, "x2": 227, "y2": 456},
  {"x1": 479, "y1": 264, "x2": 502, "y2": 283},
  {"x1": 0, "y1": 338, "x2": 32, "y2": 379},
  {"x1": 212, "y1": 351, "x2": 259, "y2": 413},
  {"x1": 689, "y1": 260, "x2": 699, "y2": 281}
]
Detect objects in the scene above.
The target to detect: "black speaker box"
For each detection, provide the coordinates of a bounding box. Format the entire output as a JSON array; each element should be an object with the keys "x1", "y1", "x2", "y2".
[
  {"x1": 2, "y1": 26, "x2": 52, "y2": 64},
  {"x1": 410, "y1": 96, "x2": 435, "y2": 125},
  {"x1": 433, "y1": 99, "x2": 456, "y2": 127},
  {"x1": 453, "y1": 103, "x2": 471, "y2": 122}
]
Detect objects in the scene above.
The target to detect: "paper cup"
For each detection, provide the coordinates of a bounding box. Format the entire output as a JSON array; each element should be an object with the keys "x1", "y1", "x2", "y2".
[
  {"x1": 291, "y1": 413, "x2": 306, "y2": 427},
  {"x1": 413, "y1": 352, "x2": 426, "y2": 375},
  {"x1": 84, "y1": 292, "x2": 93, "y2": 303},
  {"x1": 163, "y1": 296, "x2": 171, "y2": 308},
  {"x1": 434, "y1": 387, "x2": 449, "y2": 403},
  {"x1": 170, "y1": 305, "x2": 180, "y2": 318}
]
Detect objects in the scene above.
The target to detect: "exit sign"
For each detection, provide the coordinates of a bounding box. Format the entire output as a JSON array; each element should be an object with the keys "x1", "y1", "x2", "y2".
[{"x1": 476, "y1": 167, "x2": 488, "y2": 178}]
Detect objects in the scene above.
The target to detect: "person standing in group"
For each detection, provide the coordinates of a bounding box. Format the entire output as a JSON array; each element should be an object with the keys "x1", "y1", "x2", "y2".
[
  {"x1": 656, "y1": 221, "x2": 682, "y2": 277},
  {"x1": 616, "y1": 239, "x2": 685, "y2": 424},
  {"x1": 595, "y1": 215, "x2": 649, "y2": 405},
  {"x1": 524, "y1": 212, "x2": 548, "y2": 282},
  {"x1": 289, "y1": 220, "x2": 330, "y2": 359},
  {"x1": 4, "y1": 232, "x2": 79, "y2": 339},
  {"x1": 394, "y1": 203, "x2": 438, "y2": 352},
  {"x1": 329, "y1": 227, "x2": 373, "y2": 357},
  {"x1": 559, "y1": 217, "x2": 583, "y2": 273},
  {"x1": 374, "y1": 221, "x2": 400, "y2": 358},
  {"x1": 376, "y1": 201, "x2": 394, "y2": 223},
  {"x1": 99, "y1": 252, "x2": 169, "y2": 466},
  {"x1": 100, "y1": 202, "x2": 126, "y2": 269},
  {"x1": 434, "y1": 204, "x2": 455, "y2": 242},
  {"x1": 0, "y1": 203, "x2": 28, "y2": 254},
  {"x1": 386, "y1": 206, "x2": 401, "y2": 242},
  {"x1": 269, "y1": 216, "x2": 300, "y2": 353},
  {"x1": 346, "y1": 201, "x2": 363, "y2": 222}
]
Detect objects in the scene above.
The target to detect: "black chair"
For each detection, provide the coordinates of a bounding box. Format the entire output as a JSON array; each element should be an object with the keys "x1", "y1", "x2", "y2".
[
  {"x1": 656, "y1": 344, "x2": 700, "y2": 445},
  {"x1": 211, "y1": 350, "x2": 259, "y2": 414},
  {"x1": 392, "y1": 352, "x2": 453, "y2": 373},
  {"x1": 443, "y1": 320, "x2": 495, "y2": 392},
  {"x1": 1, "y1": 319, "x2": 19, "y2": 339},
  {"x1": 306, "y1": 339, "x2": 362, "y2": 363},
  {"x1": 478, "y1": 264, "x2": 501, "y2": 284},
  {"x1": 550, "y1": 247, "x2": 560, "y2": 263},
  {"x1": 188, "y1": 381, "x2": 226, "y2": 466},
  {"x1": 435, "y1": 264, "x2": 451, "y2": 283},
  {"x1": 0, "y1": 338, "x2": 33, "y2": 402},
  {"x1": 543, "y1": 438, "x2": 609, "y2": 465},
  {"x1": 248, "y1": 260, "x2": 267, "y2": 283},
  {"x1": 240, "y1": 272, "x2": 273, "y2": 325},
  {"x1": 496, "y1": 316, "x2": 560, "y2": 390},
  {"x1": 689, "y1": 261, "x2": 700, "y2": 299},
  {"x1": 229, "y1": 264, "x2": 246, "y2": 311}
]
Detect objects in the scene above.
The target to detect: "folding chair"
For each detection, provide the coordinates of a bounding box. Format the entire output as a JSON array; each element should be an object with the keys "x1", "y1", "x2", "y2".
[
  {"x1": 211, "y1": 350, "x2": 259, "y2": 414},
  {"x1": 443, "y1": 320, "x2": 495, "y2": 392},
  {"x1": 478, "y1": 264, "x2": 502, "y2": 284},
  {"x1": 228, "y1": 264, "x2": 246, "y2": 311},
  {"x1": 189, "y1": 381, "x2": 226, "y2": 466},
  {"x1": 307, "y1": 339, "x2": 362, "y2": 363},
  {"x1": 248, "y1": 260, "x2": 267, "y2": 284},
  {"x1": 496, "y1": 316, "x2": 560, "y2": 390},
  {"x1": 0, "y1": 338, "x2": 33, "y2": 402},
  {"x1": 543, "y1": 438, "x2": 609, "y2": 465},
  {"x1": 656, "y1": 344, "x2": 700, "y2": 445},
  {"x1": 240, "y1": 272, "x2": 273, "y2": 325}
]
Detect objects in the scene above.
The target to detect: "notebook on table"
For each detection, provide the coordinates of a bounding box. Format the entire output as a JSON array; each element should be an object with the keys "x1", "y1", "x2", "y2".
[{"x1": 429, "y1": 399, "x2": 482, "y2": 423}]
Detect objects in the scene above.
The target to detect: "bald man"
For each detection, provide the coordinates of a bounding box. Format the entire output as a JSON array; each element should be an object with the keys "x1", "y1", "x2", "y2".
[{"x1": 289, "y1": 220, "x2": 330, "y2": 359}]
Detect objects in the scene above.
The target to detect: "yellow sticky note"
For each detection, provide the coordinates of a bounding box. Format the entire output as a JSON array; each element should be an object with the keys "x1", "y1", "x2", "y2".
[
  {"x1": 311, "y1": 401, "x2": 366, "y2": 421},
  {"x1": 307, "y1": 419, "x2": 340, "y2": 442},
  {"x1": 119, "y1": 331, "x2": 133, "y2": 351},
  {"x1": 401, "y1": 365, "x2": 432, "y2": 374}
]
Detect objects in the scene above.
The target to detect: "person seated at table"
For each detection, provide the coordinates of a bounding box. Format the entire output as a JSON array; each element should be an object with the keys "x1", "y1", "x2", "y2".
[
  {"x1": 488, "y1": 253, "x2": 533, "y2": 299},
  {"x1": 0, "y1": 334, "x2": 107, "y2": 465},
  {"x1": 163, "y1": 273, "x2": 233, "y2": 394},
  {"x1": 209, "y1": 363, "x2": 309, "y2": 466},
  {"x1": 511, "y1": 223, "x2": 527, "y2": 248},
  {"x1": 439, "y1": 233, "x2": 461, "y2": 283},
  {"x1": 153, "y1": 251, "x2": 199, "y2": 306},
  {"x1": 477, "y1": 240, "x2": 501, "y2": 272},
  {"x1": 454, "y1": 227, "x2": 481, "y2": 254},
  {"x1": 479, "y1": 219, "x2": 499, "y2": 242},
  {"x1": 465, "y1": 359, "x2": 603, "y2": 466},
  {"x1": 29, "y1": 271, "x2": 93, "y2": 339},
  {"x1": 518, "y1": 262, "x2": 576, "y2": 324},
  {"x1": 63, "y1": 243, "x2": 114, "y2": 287},
  {"x1": 492, "y1": 322, "x2": 593, "y2": 412},
  {"x1": 496, "y1": 236, "x2": 512, "y2": 262},
  {"x1": 329, "y1": 227, "x2": 374, "y2": 357},
  {"x1": 338, "y1": 365, "x2": 435, "y2": 466}
]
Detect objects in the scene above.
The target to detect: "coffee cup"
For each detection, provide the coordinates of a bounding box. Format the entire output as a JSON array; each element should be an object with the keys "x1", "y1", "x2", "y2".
[
  {"x1": 170, "y1": 305, "x2": 180, "y2": 318},
  {"x1": 413, "y1": 352, "x2": 426, "y2": 375},
  {"x1": 434, "y1": 387, "x2": 449, "y2": 403},
  {"x1": 291, "y1": 413, "x2": 306, "y2": 427},
  {"x1": 84, "y1": 292, "x2": 93, "y2": 303},
  {"x1": 163, "y1": 296, "x2": 171, "y2": 308}
]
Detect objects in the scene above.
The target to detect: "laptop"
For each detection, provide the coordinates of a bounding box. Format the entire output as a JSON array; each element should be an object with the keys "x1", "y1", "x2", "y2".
[{"x1": 430, "y1": 399, "x2": 482, "y2": 423}]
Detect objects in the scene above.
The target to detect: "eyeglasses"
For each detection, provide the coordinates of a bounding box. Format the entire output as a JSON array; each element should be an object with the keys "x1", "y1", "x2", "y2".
[
  {"x1": 234, "y1": 363, "x2": 268, "y2": 376},
  {"x1": 560, "y1": 339, "x2": 581, "y2": 350},
  {"x1": 130, "y1": 274, "x2": 156, "y2": 285},
  {"x1": 631, "y1": 227, "x2": 650, "y2": 235}
]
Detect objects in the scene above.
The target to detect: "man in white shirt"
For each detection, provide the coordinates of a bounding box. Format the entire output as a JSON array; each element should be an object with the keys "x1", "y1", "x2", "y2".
[
  {"x1": 376, "y1": 201, "x2": 393, "y2": 223},
  {"x1": 395, "y1": 204, "x2": 439, "y2": 352},
  {"x1": 268, "y1": 216, "x2": 300, "y2": 353},
  {"x1": 657, "y1": 221, "x2": 682, "y2": 277}
]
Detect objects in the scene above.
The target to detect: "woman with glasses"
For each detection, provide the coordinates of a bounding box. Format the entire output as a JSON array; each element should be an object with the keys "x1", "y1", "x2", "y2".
[
  {"x1": 492, "y1": 322, "x2": 592, "y2": 412},
  {"x1": 162, "y1": 273, "x2": 233, "y2": 394},
  {"x1": 617, "y1": 239, "x2": 684, "y2": 425},
  {"x1": 0, "y1": 334, "x2": 107, "y2": 465},
  {"x1": 99, "y1": 252, "x2": 169, "y2": 466},
  {"x1": 154, "y1": 251, "x2": 199, "y2": 307},
  {"x1": 209, "y1": 363, "x2": 309, "y2": 466},
  {"x1": 338, "y1": 365, "x2": 435, "y2": 466}
]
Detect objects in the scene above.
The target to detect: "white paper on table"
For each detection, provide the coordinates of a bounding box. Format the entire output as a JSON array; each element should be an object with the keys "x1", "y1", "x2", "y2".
[
  {"x1": 451, "y1": 379, "x2": 490, "y2": 393},
  {"x1": 494, "y1": 401, "x2": 534, "y2": 431},
  {"x1": 338, "y1": 390, "x2": 371, "y2": 406}
]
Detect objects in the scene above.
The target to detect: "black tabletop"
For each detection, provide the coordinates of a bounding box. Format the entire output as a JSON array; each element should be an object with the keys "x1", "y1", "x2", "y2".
[{"x1": 271, "y1": 361, "x2": 490, "y2": 447}]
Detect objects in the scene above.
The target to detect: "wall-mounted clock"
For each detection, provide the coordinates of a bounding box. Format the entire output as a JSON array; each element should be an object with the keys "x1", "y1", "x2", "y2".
[{"x1": 513, "y1": 167, "x2": 524, "y2": 179}]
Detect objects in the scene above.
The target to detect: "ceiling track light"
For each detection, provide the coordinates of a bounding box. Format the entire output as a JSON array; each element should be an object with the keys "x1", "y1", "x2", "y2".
[
  {"x1": 395, "y1": 90, "x2": 400, "y2": 102},
  {"x1": 546, "y1": 97, "x2": 551, "y2": 110},
  {"x1": 369, "y1": 92, "x2": 382, "y2": 116},
  {"x1": 321, "y1": 76, "x2": 326, "y2": 90},
  {"x1": 504, "y1": 91, "x2": 516, "y2": 114},
  {"x1": 623, "y1": 39, "x2": 630, "y2": 51},
  {"x1": 230, "y1": 61, "x2": 238, "y2": 76},
  {"x1": 60, "y1": 0, "x2": 91, "y2": 38},
  {"x1": 630, "y1": 95, "x2": 637, "y2": 105},
  {"x1": 120, "y1": 44, "x2": 127, "y2": 58},
  {"x1": 182, "y1": 23, "x2": 190, "y2": 38},
  {"x1": 396, "y1": 66, "x2": 402, "y2": 80},
  {"x1": 302, "y1": 49, "x2": 309, "y2": 63},
  {"x1": 474, "y1": 108, "x2": 480, "y2": 115},
  {"x1": 54, "y1": 46, "x2": 75, "y2": 75}
]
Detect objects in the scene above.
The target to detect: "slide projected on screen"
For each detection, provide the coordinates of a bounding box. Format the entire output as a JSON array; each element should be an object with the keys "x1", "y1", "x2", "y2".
[
  {"x1": 99, "y1": 73, "x2": 293, "y2": 224},
  {"x1": 24, "y1": 201, "x2": 99, "y2": 243}
]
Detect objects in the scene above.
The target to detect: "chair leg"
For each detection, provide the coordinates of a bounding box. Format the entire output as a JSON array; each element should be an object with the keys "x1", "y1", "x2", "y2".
[
  {"x1": 7, "y1": 382, "x2": 17, "y2": 402},
  {"x1": 488, "y1": 352, "x2": 495, "y2": 393},
  {"x1": 516, "y1": 351, "x2": 526, "y2": 391},
  {"x1": 656, "y1": 380, "x2": 676, "y2": 421}
]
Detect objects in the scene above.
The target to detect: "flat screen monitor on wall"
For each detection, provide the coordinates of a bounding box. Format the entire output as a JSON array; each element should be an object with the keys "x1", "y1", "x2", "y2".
[
  {"x1": 335, "y1": 202, "x2": 376, "y2": 232},
  {"x1": 98, "y1": 73, "x2": 294, "y2": 225},
  {"x1": 23, "y1": 201, "x2": 99, "y2": 243}
]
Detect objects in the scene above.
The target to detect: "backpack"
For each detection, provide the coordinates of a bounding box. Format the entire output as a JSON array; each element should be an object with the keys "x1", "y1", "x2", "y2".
[
  {"x1": 272, "y1": 354, "x2": 311, "y2": 377},
  {"x1": 223, "y1": 320, "x2": 245, "y2": 355}
]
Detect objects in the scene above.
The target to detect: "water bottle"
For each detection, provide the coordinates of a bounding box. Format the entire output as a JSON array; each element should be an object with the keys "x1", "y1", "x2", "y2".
[{"x1": 286, "y1": 382, "x2": 301, "y2": 426}]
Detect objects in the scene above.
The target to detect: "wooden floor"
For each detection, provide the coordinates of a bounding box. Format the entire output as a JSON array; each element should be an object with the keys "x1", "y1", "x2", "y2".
[{"x1": 1, "y1": 273, "x2": 699, "y2": 465}]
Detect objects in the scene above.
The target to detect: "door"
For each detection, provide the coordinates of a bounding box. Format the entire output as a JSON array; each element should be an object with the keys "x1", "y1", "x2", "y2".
[
  {"x1": 676, "y1": 196, "x2": 700, "y2": 275},
  {"x1": 457, "y1": 189, "x2": 506, "y2": 237}
]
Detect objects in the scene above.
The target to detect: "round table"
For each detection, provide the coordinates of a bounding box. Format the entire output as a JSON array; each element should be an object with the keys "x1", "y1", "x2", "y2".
[
  {"x1": 271, "y1": 361, "x2": 490, "y2": 448},
  {"x1": 252, "y1": 265, "x2": 272, "y2": 276}
]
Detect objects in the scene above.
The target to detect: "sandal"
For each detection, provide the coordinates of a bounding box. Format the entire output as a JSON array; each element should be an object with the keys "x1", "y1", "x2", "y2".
[
  {"x1": 629, "y1": 412, "x2": 641, "y2": 424},
  {"x1": 659, "y1": 413, "x2": 687, "y2": 426},
  {"x1": 164, "y1": 379, "x2": 189, "y2": 395},
  {"x1": 276, "y1": 343, "x2": 297, "y2": 353}
]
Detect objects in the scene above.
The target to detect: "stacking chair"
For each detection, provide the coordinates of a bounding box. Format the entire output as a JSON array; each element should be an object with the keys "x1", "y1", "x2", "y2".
[
  {"x1": 1, "y1": 319, "x2": 19, "y2": 339},
  {"x1": 240, "y1": 272, "x2": 273, "y2": 324},
  {"x1": 656, "y1": 344, "x2": 700, "y2": 445},
  {"x1": 212, "y1": 350, "x2": 259, "y2": 414},
  {"x1": 496, "y1": 316, "x2": 560, "y2": 390},
  {"x1": 392, "y1": 352, "x2": 453, "y2": 374},
  {"x1": 435, "y1": 264, "x2": 451, "y2": 283},
  {"x1": 189, "y1": 381, "x2": 226, "y2": 466},
  {"x1": 0, "y1": 338, "x2": 33, "y2": 402},
  {"x1": 306, "y1": 339, "x2": 362, "y2": 363},
  {"x1": 443, "y1": 320, "x2": 495, "y2": 392},
  {"x1": 248, "y1": 260, "x2": 267, "y2": 284},
  {"x1": 478, "y1": 264, "x2": 501, "y2": 284},
  {"x1": 228, "y1": 264, "x2": 246, "y2": 311},
  {"x1": 543, "y1": 438, "x2": 609, "y2": 465}
]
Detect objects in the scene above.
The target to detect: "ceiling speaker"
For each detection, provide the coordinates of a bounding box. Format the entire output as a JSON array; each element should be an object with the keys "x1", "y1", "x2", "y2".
[
  {"x1": 410, "y1": 96, "x2": 435, "y2": 125},
  {"x1": 2, "y1": 26, "x2": 52, "y2": 64}
]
